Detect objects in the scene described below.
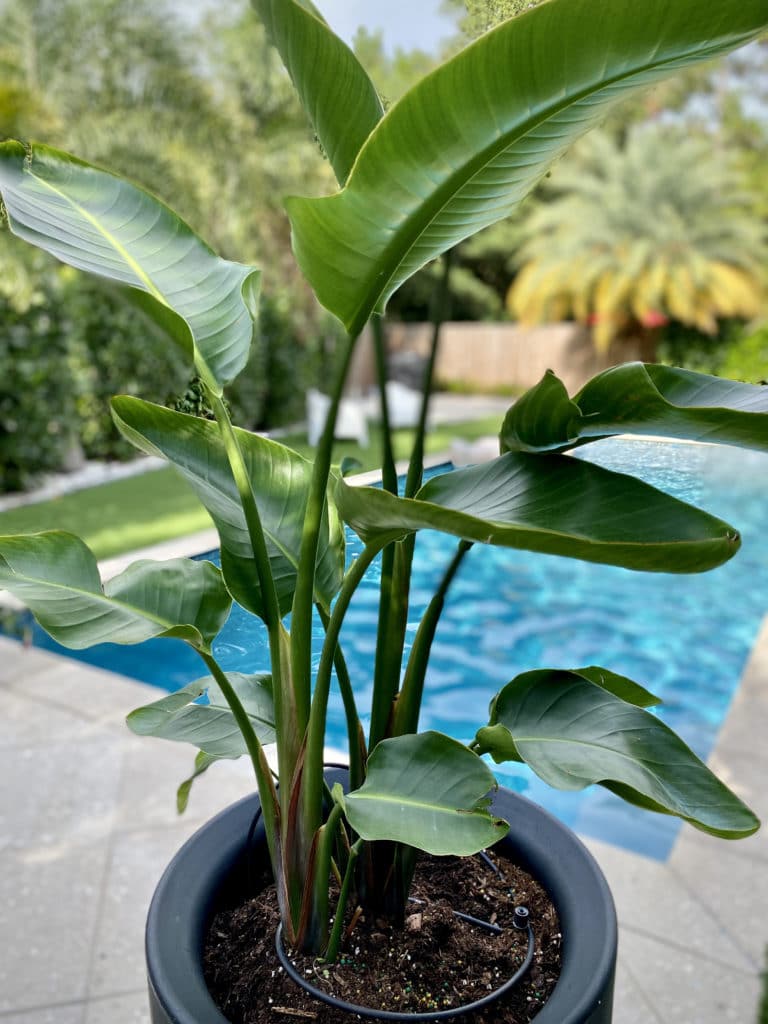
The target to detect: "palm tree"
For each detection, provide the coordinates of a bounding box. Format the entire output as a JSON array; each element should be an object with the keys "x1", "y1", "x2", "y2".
[{"x1": 508, "y1": 126, "x2": 767, "y2": 352}]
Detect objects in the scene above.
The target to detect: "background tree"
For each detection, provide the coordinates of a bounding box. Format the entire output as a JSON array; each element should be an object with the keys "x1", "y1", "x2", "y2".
[
  {"x1": 508, "y1": 126, "x2": 766, "y2": 353},
  {"x1": 441, "y1": 0, "x2": 541, "y2": 41},
  {"x1": 351, "y1": 28, "x2": 435, "y2": 106}
]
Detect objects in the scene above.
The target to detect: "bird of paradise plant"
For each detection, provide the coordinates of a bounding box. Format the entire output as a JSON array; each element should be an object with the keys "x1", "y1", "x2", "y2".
[{"x1": 1, "y1": 0, "x2": 767, "y2": 962}]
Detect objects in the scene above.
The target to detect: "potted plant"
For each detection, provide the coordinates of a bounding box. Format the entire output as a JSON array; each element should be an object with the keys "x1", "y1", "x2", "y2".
[{"x1": 1, "y1": 0, "x2": 767, "y2": 1020}]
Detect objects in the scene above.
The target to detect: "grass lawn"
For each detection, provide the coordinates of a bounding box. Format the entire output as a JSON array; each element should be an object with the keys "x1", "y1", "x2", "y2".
[{"x1": 0, "y1": 415, "x2": 503, "y2": 560}]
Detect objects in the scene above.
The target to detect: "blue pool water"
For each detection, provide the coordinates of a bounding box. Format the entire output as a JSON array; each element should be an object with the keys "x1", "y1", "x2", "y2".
[{"x1": 28, "y1": 439, "x2": 768, "y2": 859}]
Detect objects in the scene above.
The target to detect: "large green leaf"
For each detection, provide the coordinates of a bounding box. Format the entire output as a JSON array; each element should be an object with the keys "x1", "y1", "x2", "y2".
[
  {"x1": 335, "y1": 731, "x2": 508, "y2": 856},
  {"x1": 111, "y1": 396, "x2": 345, "y2": 618},
  {"x1": 286, "y1": 0, "x2": 768, "y2": 335},
  {"x1": 334, "y1": 453, "x2": 740, "y2": 573},
  {"x1": 127, "y1": 672, "x2": 275, "y2": 754},
  {"x1": 475, "y1": 669, "x2": 759, "y2": 839},
  {"x1": 502, "y1": 365, "x2": 768, "y2": 454},
  {"x1": 0, "y1": 141, "x2": 260, "y2": 392},
  {"x1": 252, "y1": 0, "x2": 383, "y2": 186},
  {"x1": 0, "y1": 533, "x2": 230, "y2": 651}
]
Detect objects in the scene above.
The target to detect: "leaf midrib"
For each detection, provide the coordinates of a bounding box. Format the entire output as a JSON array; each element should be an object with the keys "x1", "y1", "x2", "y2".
[
  {"x1": 348, "y1": 791, "x2": 486, "y2": 814},
  {"x1": 2, "y1": 566, "x2": 202, "y2": 640},
  {"x1": 514, "y1": 732, "x2": 692, "y2": 772},
  {"x1": 355, "y1": 485, "x2": 733, "y2": 551},
  {"x1": 31, "y1": 171, "x2": 170, "y2": 308}
]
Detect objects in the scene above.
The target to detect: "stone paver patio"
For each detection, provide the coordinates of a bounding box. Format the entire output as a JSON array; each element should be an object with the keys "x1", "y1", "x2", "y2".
[{"x1": 1, "y1": 563, "x2": 766, "y2": 1022}]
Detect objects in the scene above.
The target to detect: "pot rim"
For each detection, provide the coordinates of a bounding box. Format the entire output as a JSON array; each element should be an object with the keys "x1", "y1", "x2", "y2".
[{"x1": 146, "y1": 775, "x2": 617, "y2": 1024}]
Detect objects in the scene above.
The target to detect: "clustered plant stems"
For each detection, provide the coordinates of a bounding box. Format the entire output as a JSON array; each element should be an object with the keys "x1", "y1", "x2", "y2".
[
  {"x1": 197, "y1": 239, "x2": 457, "y2": 949},
  {"x1": 189, "y1": 285, "x2": 458, "y2": 950},
  {"x1": 293, "y1": 262, "x2": 461, "y2": 947},
  {"x1": 368, "y1": 251, "x2": 455, "y2": 752}
]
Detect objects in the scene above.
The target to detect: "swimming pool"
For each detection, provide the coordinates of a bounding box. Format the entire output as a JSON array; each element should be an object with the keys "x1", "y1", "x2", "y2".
[{"x1": 28, "y1": 438, "x2": 768, "y2": 859}]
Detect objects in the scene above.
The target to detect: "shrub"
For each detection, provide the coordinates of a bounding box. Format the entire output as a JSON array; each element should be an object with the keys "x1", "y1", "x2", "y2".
[
  {"x1": 63, "y1": 278, "x2": 190, "y2": 460},
  {"x1": 0, "y1": 289, "x2": 78, "y2": 491},
  {"x1": 719, "y1": 324, "x2": 768, "y2": 383}
]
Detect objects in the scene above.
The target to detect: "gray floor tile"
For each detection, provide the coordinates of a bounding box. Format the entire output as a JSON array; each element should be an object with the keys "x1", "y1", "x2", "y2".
[
  {"x1": 583, "y1": 838, "x2": 755, "y2": 972},
  {"x1": 714, "y1": 696, "x2": 768, "y2": 770},
  {"x1": 87, "y1": 825, "x2": 208, "y2": 998},
  {"x1": 612, "y1": 958, "x2": 661, "y2": 1024},
  {"x1": 0, "y1": 638, "x2": 54, "y2": 686},
  {"x1": 115, "y1": 734, "x2": 255, "y2": 832},
  {"x1": 12, "y1": 660, "x2": 160, "y2": 728},
  {"x1": 669, "y1": 834, "x2": 768, "y2": 971},
  {"x1": 0, "y1": 690, "x2": 96, "y2": 750},
  {"x1": 1, "y1": 737, "x2": 124, "y2": 851},
  {"x1": 0, "y1": 1006, "x2": 84, "y2": 1024},
  {"x1": 706, "y1": 750, "x2": 768, "y2": 862},
  {"x1": 0, "y1": 841, "x2": 109, "y2": 1013},
  {"x1": 82, "y1": 991, "x2": 148, "y2": 1024},
  {"x1": 737, "y1": 621, "x2": 768, "y2": 698},
  {"x1": 618, "y1": 928, "x2": 761, "y2": 1024}
]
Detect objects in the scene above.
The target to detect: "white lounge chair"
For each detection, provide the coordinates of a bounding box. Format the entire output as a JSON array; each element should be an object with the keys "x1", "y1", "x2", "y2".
[{"x1": 306, "y1": 388, "x2": 370, "y2": 447}]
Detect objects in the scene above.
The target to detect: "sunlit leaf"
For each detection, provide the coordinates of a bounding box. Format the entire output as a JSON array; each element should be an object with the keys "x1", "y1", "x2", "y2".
[
  {"x1": 0, "y1": 141, "x2": 260, "y2": 392},
  {"x1": 334, "y1": 453, "x2": 740, "y2": 573},
  {"x1": 253, "y1": 0, "x2": 383, "y2": 185},
  {"x1": 475, "y1": 669, "x2": 759, "y2": 838},
  {"x1": 0, "y1": 533, "x2": 230, "y2": 651},
  {"x1": 336, "y1": 731, "x2": 508, "y2": 855},
  {"x1": 501, "y1": 364, "x2": 768, "y2": 454},
  {"x1": 127, "y1": 672, "x2": 275, "y2": 755}
]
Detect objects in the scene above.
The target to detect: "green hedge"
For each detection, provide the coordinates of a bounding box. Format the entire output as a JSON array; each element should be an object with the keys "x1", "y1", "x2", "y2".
[
  {"x1": 657, "y1": 319, "x2": 768, "y2": 383},
  {"x1": 719, "y1": 325, "x2": 768, "y2": 383},
  {"x1": 63, "y1": 279, "x2": 190, "y2": 461},
  {"x1": 0, "y1": 271, "x2": 322, "y2": 492},
  {"x1": 0, "y1": 289, "x2": 78, "y2": 491}
]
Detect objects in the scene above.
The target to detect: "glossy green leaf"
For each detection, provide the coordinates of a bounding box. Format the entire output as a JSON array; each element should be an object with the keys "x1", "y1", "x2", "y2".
[
  {"x1": 0, "y1": 141, "x2": 260, "y2": 392},
  {"x1": 0, "y1": 533, "x2": 230, "y2": 651},
  {"x1": 336, "y1": 732, "x2": 508, "y2": 855},
  {"x1": 287, "y1": 0, "x2": 768, "y2": 335},
  {"x1": 334, "y1": 453, "x2": 740, "y2": 573},
  {"x1": 502, "y1": 364, "x2": 768, "y2": 454},
  {"x1": 475, "y1": 669, "x2": 759, "y2": 839},
  {"x1": 252, "y1": 0, "x2": 383, "y2": 185},
  {"x1": 111, "y1": 397, "x2": 345, "y2": 618},
  {"x1": 573, "y1": 666, "x2": 661, "y2": 709},
  {"x1": 500, "y1": 370, "x2": 581, "y2": 454},
  {"x1": 127, "y1": 672, "x2": 275, "y2": 754}
]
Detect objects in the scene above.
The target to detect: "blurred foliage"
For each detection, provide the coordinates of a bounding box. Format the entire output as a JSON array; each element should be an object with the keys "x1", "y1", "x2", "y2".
[
  {"x1": 63, "y1": 279, "x2": 190, "y2": 460},
  {"x1": 508, "y1": 126, "x2": 766, "y2": 352},
  {"x1": 656, "y1": 320, "x2": 745, "y2": 376},
  {"x1": 717, "y1": 324, "x2": 768, "y2": 383},
  {"x1": 0, "y1": 282, "x2": 76, "y2": 491},
  {"x1": 352, "y1": 28, "x2": 435, "y2": 107},
  {"x1": 657, "y1": 319, "x2": 768, "y2": 383},
  {"x1": 441, "y1": 0, "x2": 541, "y2": 41}
]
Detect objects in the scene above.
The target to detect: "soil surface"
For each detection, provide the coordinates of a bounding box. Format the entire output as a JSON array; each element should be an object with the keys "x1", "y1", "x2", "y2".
[{"x1": 204, "y1": 850, "x2": 561, "y2": 1023}]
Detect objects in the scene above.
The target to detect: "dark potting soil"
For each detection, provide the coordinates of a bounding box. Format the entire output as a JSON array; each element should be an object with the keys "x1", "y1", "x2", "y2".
[{"x1": 204, "y1": 850, "x2": 561, "y2": 1023}]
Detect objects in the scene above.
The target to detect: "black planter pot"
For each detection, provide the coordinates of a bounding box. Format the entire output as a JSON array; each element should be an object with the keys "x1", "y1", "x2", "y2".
[{"x1": 146, "y1": 773, "x2": 616, "y2": 1023}]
